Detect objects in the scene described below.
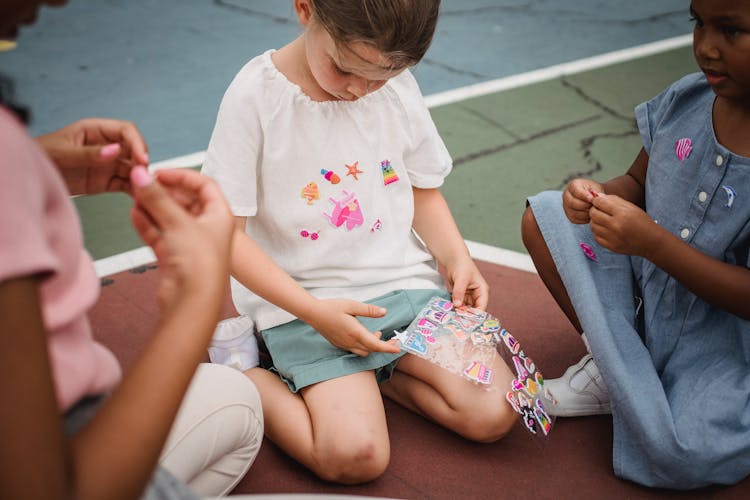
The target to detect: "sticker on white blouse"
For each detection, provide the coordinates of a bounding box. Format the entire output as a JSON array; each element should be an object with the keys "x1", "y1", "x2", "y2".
[
  {"x1": 722, "y1": 185, "x2": 737, "y2": 208},
  {"x1": 345, "y1": 161, "x2": 363, "y2": 181},
  {"x1": 299, "y1": 229, "x2": 320, "y2": 241},
  {"x1": 301, "y1": 182, "x2": 320, "y2": 205},
  {"x1": 380, "y1": 159, "x2": 399, "y2": 185},
  {"x1": 323, "y1": 190, "x2": 364, "y2": 230},
  {"x1": 675, "y1": 137, "x2": 692, "y2": 162},
  {"x1": 370, "y1": 218, "x2": 383, "y2": 232},
  {"x1": 321, "y1": 168, "x2": 341, "y2": 184}
]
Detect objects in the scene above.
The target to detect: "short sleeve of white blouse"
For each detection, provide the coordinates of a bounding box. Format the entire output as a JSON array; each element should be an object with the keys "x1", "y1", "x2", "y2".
[{"x1": 203, "y1": 50, "x2": 451, "y2": 329}]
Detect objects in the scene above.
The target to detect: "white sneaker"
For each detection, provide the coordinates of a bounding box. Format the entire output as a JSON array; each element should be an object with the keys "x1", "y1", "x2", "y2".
[
  {"x1": 208, "y1": 315, "x2": 259, "y2": 371},
  {"x1": 544, "y1": 353, "x2": 611, "y2": 417}
]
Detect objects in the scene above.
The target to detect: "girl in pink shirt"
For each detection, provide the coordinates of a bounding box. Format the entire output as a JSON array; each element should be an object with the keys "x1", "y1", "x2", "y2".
[{"x1": 0, "y1": 3, "x2": 263, "y2": 498}]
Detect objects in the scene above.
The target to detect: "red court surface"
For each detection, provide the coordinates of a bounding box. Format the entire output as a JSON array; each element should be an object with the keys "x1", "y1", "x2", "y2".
[{"x1": 91, "y1": 261, "x2": 750, "y2": 499}]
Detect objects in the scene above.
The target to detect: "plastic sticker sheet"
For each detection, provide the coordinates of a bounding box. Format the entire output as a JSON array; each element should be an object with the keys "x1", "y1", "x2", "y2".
[{"x1": 394, "y1": 296, "x2": 555, "y2": 441}]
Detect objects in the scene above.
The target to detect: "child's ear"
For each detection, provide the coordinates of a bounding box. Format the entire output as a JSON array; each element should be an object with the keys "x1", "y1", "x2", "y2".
[{"x1": 294, "y1": 0, "x2": 314, "y2": 27}]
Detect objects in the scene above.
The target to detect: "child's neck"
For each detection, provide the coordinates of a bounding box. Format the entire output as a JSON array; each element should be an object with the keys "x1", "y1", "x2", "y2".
[
  {"x1": 272, "y1": 37, "x2": 336, "y2": 102},
  {"x1": 713, "y1": 96, "x2": 750, "y2": 157}
]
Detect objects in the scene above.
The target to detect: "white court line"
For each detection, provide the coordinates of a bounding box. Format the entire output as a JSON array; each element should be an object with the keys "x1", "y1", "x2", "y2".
[
  {"x1": 465, "y1": 241, "x2": 537, "y2": 273},
  {"x1": 93, "y1": 34, "x2": 691, "y2": 277},
  {"x1": 423, "y1": 34, "x2": 691, "y2": 108}
]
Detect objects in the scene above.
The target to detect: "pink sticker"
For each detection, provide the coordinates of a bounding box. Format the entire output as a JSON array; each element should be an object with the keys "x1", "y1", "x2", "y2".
[
  {"x1": 323, "y1": 190, "x2": 364, "y2": 230},
  {"x1": 675, "y1": 138, "x2": 692, "y2": 161},
  {"x1": 300, "y1": 229, "x2": 320, "y2": 240},
  {"x1": 580, "y1": 242, "x2": 598, "y2": 262}
]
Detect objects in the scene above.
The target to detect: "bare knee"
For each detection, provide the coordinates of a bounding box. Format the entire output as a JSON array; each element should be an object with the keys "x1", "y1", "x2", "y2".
[
  {"x1": 454, "y1": 400, "x2": 517, "y2": 443},
  {"x1": 312, "y1": 437, "x2": 390, "y2": 484}
]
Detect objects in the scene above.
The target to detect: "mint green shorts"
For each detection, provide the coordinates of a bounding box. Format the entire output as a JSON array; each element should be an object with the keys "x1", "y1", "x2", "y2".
[{"x1": 260, "y1": 289, "x2": 449, "y2": 392}]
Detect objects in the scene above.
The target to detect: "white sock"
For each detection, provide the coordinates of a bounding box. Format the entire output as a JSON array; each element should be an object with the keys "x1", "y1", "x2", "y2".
[{"x1": 208, "y1": 315, "x2": 259, "y2": 371}]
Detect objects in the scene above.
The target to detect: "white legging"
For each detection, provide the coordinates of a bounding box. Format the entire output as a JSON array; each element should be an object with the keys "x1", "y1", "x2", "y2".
[{"x1": 159, "y1": 363, "x2": 263, "y2": 497}]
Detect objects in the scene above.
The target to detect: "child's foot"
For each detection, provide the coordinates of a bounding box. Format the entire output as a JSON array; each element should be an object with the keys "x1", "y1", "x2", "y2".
[
  {"x1": 544, "y1": 354, "x2": 611, "y2": 416},
  {"x1": 208, "y1": 315, "x2": 259, "y2": 371}
]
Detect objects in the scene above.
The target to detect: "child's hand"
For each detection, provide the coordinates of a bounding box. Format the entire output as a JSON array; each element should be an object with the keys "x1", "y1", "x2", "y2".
[
  {"x1": 306, "y1": 299, "x2": 401, "y2": 357},
  {"x1": 444, "y1": 257, "x2": 489, "y2": 310},
  {"x1": 129, "y1": 167, "x2": 233, "y2": 314},
  {"x1": 589, "y1": 193, "x2": 663, "y2": 257},
  {"x1": 563, "y1": 178, "x2": 604, "y2": 224},
  {"x1": 36, "y1": 118, "x2": 149, "y2": 196}
]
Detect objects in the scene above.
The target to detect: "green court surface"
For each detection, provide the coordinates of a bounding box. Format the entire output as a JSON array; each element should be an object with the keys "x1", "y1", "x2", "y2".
[{"x1": 76, "y1": 45, "x2": 697, "y2": 262}]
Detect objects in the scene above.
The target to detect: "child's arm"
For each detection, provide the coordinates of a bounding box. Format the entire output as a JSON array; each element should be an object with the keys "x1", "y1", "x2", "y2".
[
  {"x1": 1, "y1": 169, "x2": 234, "y2": 500},
  {"x1": 412, "y1": 187, "x2": 489, "y2": 309},
  {"x1": 589, "y1": 193, "x2": 750, "y2": 321},
  {"x1": 230, "y1": 218, "x2": 400, "y2": 357},
  {"x1": 563, "y1": 148, "x2": 649, "y2": 224}
]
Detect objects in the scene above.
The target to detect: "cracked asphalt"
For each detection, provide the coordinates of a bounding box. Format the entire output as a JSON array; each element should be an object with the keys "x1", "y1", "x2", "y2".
[{"x1": 0, "y1": 0, "x2": 696, "y2": 258}]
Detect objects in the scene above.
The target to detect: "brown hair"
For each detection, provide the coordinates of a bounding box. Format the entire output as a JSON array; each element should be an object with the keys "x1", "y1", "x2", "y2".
[{"x1": 310, "y1": 0, "x2": 440, "y2": 69}]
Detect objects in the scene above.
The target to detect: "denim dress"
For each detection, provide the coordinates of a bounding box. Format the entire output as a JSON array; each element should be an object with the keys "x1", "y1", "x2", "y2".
[{"x1": 528, "y1": 73, "x2": 750, "y2": 489}]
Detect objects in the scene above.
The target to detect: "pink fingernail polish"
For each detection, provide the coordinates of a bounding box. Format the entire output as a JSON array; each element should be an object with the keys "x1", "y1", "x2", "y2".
[
  {"x1": 100, "y1": 143, "x2": 120, "y2": 157},
  {"x1": 130, "y1": 165, "x2": 152, "y2": 187}
]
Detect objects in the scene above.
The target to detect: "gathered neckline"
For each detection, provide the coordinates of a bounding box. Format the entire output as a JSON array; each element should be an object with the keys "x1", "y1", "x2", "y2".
[{"x1": 260, "y1": 49, "x2": 389, "y2": 109}]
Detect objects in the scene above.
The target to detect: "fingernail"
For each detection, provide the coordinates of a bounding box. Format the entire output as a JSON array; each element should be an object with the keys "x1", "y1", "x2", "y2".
[
  {"x1": 130, "y1": 165, "x2": 152, "y2": 187},
  {"x1": 142, "y1": 152, "x2": 150, "y2": 164},
  {"x1": 100, "y1": 143, "x2": 121, "y2": 158}
]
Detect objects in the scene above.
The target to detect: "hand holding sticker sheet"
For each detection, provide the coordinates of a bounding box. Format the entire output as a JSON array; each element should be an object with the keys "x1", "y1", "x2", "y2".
[{"x1": 394, "y1": 296, "x2": 556, "y2": 440}]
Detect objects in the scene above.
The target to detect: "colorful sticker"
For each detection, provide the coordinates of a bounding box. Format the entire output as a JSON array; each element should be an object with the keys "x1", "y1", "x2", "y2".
[
  {"x1": 580, "y1": 242, "x2": 598, "y2": 262},
  {"x1": 534, "y1": 399, "x2": 552, "y2": 436},
  {"x1": 370, "y1": 218, "x2": 383, "y2": 232},
  {"x1": 301, "y1": 182, "x2": 319, "y2": 205},
  {"x1": 722, "y1": 185, "x2": 737, "y2": 208},
  {"x1": 675, "y1": 137, "x2": 692, "y2": 161},
  {"x1": 392, "y1": 296, "x2": 554, "y2": 443},
  {"x1": 500, "y1": 328, "x2": 520, "y2": 354},
  {"x1": 463, "y1": 361, "x2": 494, "y2": 384},
  {"x1": 380, "y1": 159, "x2": 399, "y2": 185},
  {"x1": 321, "y1": 168, "x2": 341, "y2": 184},
  {"x1": 323, "y1": 190, "x2": 364, "y2": 230},
  {"x1": 300, "y1": 229, "x2": 320, "y2": 241},
  {"x1": 345, "y1": 161, "x2": 363, "y2": 180},
  {"x1": 424, "y1": 308, "x2": 450, "y2": 324}
]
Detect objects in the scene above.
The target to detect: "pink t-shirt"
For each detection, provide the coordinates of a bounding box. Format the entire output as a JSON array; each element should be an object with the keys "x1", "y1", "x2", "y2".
[{"x1": 0, "y1": 107, "x2": 121, "y2": 412}]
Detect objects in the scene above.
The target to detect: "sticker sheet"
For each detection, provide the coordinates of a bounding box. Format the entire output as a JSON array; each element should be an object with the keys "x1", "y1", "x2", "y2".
[{"x1": 394, "y1": 296, "x2": 555, "y2": 441}]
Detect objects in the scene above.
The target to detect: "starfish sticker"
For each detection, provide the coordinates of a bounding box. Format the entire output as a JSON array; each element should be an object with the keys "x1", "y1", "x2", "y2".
[{"x1": 345, "y1": 161, "x2": 363, "y2": 180}]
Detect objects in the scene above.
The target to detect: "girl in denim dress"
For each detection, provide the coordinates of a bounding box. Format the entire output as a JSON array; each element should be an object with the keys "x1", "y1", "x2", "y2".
[{"x1": 522, "y1": 0, "x2": 750, "y2": 489}]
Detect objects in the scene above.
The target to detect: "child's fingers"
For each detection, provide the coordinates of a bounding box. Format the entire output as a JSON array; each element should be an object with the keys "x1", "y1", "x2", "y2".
[
  {"x1": 92, "y1": 118, "x2": 150, "y2": 165},
  {"x1": 590, "y1": 193, "x2": 618, "y2": 216},
  {"x1": 450, "y1": 280, "x2": 466, "y2": 307},
  {"x1": 130, "y1": 205, "x2": 160, "y2": 247},
  {"x1": 348, "y1": 301, "x2": 387, "y2": 319},
  {"x1": 355, "y1": 331, "x2": 401, "y2": 355},
  {"x1": 471, "y1": 288, "x2": 488, "y2": 310},
  {"x1": 156, "y1": 169, "x2": 230, "y2": 217},
  {"x1": 130, "y1": 166, "x2": 188, "y2": 230}
]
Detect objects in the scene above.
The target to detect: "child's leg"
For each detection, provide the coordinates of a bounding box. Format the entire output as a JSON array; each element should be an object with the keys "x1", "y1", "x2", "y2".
[
  {"x1": 159, "y1": 363, "x2": 263, "y2": 496},
  {"x1": 244, "y1": 368, "x2": 390, "y2": 484},
  {"x1": 521, "y1": 205, "x2": 610, "y2": 416},
  {"x1": 381, "y1": 352, "x2": 516, "y2": 442},
  {"x1": 521, "y1": 205, "x2": 582, "y2": 333}
]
